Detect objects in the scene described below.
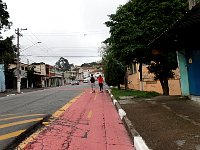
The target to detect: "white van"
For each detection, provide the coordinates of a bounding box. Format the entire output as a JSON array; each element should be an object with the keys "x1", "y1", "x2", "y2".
[{"x1": 83, "y1": 78, "x2": 89, "y2": 83}]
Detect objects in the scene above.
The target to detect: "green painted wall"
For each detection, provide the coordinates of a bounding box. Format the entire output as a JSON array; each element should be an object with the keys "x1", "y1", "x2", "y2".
[{"x1": 177, "y1": 51, "x2": 190, "y2": 96}]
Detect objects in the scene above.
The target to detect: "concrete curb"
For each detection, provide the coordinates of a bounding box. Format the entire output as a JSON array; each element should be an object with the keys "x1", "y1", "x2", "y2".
[{"x1": 107, "y1": 89, "x2": 150, "y2": 150}]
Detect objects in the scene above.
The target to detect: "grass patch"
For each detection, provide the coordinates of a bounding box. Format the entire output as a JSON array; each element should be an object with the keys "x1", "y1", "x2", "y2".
[{"x1": 111, "y1": 88, "x2": 160, "y2": 100}]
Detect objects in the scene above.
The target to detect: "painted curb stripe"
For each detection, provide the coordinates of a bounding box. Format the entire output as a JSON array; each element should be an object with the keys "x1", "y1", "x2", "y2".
[
  {"x1": 134, "y1": 136, "x2": 150, "y2": 150},
  {"x1": 109, "y1": 90, "x2": 150, "y2": 150}
]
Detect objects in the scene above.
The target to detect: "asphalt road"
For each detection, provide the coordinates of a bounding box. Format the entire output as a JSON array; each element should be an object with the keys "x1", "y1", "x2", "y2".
[{"x1": 0, "y1": 84, "x2": 90, "y2": 149}]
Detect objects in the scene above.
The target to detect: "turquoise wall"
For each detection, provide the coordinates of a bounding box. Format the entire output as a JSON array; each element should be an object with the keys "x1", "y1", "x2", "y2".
[
  {"x1": 177, "y1": 51, "x2": 190, "y2": 96},
  {"x1": 0, "y1": 64, "x2": 5, "y2": 92}
]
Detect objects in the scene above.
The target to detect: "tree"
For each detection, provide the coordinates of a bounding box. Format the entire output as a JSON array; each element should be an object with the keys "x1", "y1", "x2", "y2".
[
  {"x1": 104, "y1": 0, "x2": 188, "y2": 95},
  {"x1": 55, "y1": 57, "x2": 71, "y2": 71},
  {"x1": 0, "y1": 1, "x2": 16, "y2": 89},
  {"x1": 0, "y1": 37, "x2": 16, "y2": 89},
  {"x1": 81, "y1": 62, "x2": 99, "y2": 67},
  {"x1": 147, "y1": 52, "x2": 178, "y2": 95},
  {"x1": 0, "y1": 37, "x2": 16, "y2": 64},
  {"x1": 0, "y1": 0, "x2": 11, "y2": 36},
  {"x1": 0, "y1": 1, "x2": 14, "y2": 64},
  {"x1": 101, "y1": 45, "x2": 126, "y2": 89},
  {"x1": 104, "y1": 56, "x2": 126, "y2": 89},
  {"x1": 27, "y1": 66, "x2": 36, "y2": 88}
]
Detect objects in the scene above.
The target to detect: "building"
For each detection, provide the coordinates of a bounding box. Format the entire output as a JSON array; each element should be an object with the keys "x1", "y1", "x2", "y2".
[
  {"x1": 127, "y1": 63, "x2": 181, "y2": 95},
  {"x1": 150, "y1": 3, "x2": 200, "y2": 100},
  {"x1": 47, "y1": 65, "x2": 64, "y2": 87},
  {"x1": 9, "y1": 63, "x2": 28, "y2": 89},
  {"x1": 63, "y1": 70, "x2": 77, "y2": 84},
  {"x1": 79, "y1": 67, "x2": 96, "y2": 79}
]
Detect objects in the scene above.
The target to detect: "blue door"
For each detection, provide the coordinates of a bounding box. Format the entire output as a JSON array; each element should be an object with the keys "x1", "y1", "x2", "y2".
[{"x1": 187, "y1": 50, "x2": 200, "y2": 95}]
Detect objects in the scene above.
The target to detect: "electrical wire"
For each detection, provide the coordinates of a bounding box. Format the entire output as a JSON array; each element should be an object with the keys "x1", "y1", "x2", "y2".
[
  {"x1": 20, "y1": 55, "x2": 100, "y2": 57},
  {"x1": 23, "y1": 30, "x2": 108, "y2": 37},
  {"x1": 19, "y1": 30, "x2": 102, "y2": 65}
]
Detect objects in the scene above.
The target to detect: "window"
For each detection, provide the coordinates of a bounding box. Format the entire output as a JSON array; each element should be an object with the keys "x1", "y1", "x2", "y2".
[
  {"x1": 133, "y1": 63, "x2": 137, "y2": 74},
  {"x1": 128, "y1": 63, "x2": 137, "y2": 75},
  {"x1": 128, "y1": 64, "x2": 133, "y2": 75}
]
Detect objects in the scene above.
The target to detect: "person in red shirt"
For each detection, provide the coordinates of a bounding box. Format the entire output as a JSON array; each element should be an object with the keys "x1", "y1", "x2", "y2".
[{"x1": 97, "y1": 75, "x2": 103, "y2": 92}]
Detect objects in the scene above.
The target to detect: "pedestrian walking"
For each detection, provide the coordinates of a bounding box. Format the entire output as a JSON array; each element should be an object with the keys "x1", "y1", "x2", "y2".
[
  {"x1": 90, "y1": 74, "x2": 95, "y2": 93},
  {"x1": 97, "y1": 75, "x2": 103, "y2": 92}
]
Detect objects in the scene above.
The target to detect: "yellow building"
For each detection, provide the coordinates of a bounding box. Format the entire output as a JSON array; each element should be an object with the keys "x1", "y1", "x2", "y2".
[{"x1": 127, "y1": 64, "x2": 181, "y2": 95}]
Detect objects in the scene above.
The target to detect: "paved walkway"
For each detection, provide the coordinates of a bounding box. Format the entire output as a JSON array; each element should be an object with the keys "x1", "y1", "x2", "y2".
[{"x1": 18, "y1": 90, "x2": 134, "y2": 150}]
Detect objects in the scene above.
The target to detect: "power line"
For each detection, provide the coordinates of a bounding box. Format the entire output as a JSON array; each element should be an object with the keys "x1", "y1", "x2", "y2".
[
  {"x1": 21, "y1": 55, "x2": 100, "y2": 58},
  {"x1": 50, "y1": 46, "x2": 98, "y2": 49},
  {"x1": 23, "y1": 31, "x2": 108, "y2": 37},
  {"x1": 20, "y1": 30, "x2": 52, "y2": 56}
]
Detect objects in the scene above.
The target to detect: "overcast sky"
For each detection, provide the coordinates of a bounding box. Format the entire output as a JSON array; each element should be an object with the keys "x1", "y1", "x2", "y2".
[{"x1": 3, "y1": 0, "x2": 127, "y2": 66}]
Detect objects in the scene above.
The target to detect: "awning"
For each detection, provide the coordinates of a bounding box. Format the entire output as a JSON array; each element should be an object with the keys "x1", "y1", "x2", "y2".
[{"x1": 150, "y1": 3, "x2": 200, "y2": 50}]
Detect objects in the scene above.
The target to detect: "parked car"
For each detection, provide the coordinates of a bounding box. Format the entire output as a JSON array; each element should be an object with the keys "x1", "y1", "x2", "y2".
[
  {"x1": 83, "y1": 78, "x2": 89, "y2": 83},
  {"x1": 74, "y1": 80, "x2": 79, "y2": 85},
  {"x1": 71, "y1": 80, "x2": 79, "y2": 85}
]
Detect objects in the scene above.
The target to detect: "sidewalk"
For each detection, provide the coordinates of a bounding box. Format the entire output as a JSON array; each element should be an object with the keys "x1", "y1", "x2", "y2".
[
  {"x1": 0, "y1": 88, "x2": 48, "y2": 98},
  {"x1": 17, "y1": 90, "x2": 134, "y2": 150},
  {"x1": 119, "y1": 95, "x2": 200, "y2": 150}
]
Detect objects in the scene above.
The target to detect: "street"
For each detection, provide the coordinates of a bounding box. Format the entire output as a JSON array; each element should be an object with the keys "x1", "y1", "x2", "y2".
[
  {"x1": 0, "y1": 84, "x2": 88, "y2": 149},
  {"x1": 18, "y1": 84, "x2": 133, "y2": 150}
]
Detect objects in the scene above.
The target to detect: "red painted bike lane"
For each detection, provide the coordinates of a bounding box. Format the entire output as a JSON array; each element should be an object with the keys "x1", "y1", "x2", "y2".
[{"x1": 23, "y1": 90, "x2": 134, "y2": 150}]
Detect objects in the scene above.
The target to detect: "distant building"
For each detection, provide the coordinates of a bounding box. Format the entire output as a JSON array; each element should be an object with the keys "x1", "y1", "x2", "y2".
[
  {"x1": 63, "y1": 70, "x2": 76, "y2": 84},
  {"x1": 79, "y1": 67, "x2": 96, "y2": 79}
]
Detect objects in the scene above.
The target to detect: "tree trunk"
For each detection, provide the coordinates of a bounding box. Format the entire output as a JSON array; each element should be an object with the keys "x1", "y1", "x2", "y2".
[
  {"x1": 117, "y1": 84, "x2": 120, "y2": 90},
  {"x1": 124, "y1": 69, "x2": 128, "y2": 90},
  {"x1": 159, "y1": 78, "x2": 169, "y2": 95},
  {"x1": 139, "y1": 63, "x2": 143, "y2": 91}
]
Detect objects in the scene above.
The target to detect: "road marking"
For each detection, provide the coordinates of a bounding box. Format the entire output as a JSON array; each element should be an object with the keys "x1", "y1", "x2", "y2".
[
  {"x1": 94, "y1": 93, "x2": 97, "y2": 101},
  {"x1": 87, "y1": 110, "x2": 93, "y2": 119},
  {"x1": 0, "y1": 130, "x2": 26, "y2": 141},
  {"x1": 52, "y1": 93, "x2": 83, "y2": 118},
  {"x1": 0, "y1": 114, "x2": 45, "y2": 121},
  {"x1": 0, "y1": 114, "x2": 18, "y2": 117},
  {"x1": 0, "y1": 118, "x2": 43, "y2": 129}
]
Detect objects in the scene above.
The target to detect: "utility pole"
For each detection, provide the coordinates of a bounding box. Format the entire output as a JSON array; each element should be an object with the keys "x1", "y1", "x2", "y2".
[
  {"x1": 15, "y1": 28, "x2": 27, "y2": 93},
  {"x1": 16, "y1": 28, "x2": 20, "y2": 93}
]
